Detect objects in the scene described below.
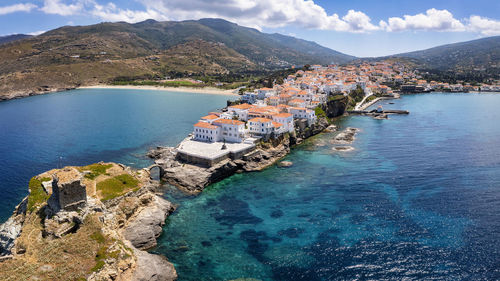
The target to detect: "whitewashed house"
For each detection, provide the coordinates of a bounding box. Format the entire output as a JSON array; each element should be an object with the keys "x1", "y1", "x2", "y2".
[
  {"x1": 193, "y1": 122, "x2": 221, "y2": 143},
  {"x1": 212, "y1": 119, "x2": 246, "y2": 143},
  {"x1": 272, "y1": 113, "x2": 294, "y2": 133}
]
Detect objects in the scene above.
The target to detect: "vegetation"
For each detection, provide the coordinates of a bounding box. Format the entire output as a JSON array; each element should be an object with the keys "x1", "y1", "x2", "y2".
[
  {"x1": 0, "y1": 215, "x2": 118, "y2": 280},
  {"x1": 78, "y1": 163, "x2": 113, "y2": 180},
  {"x1": 328, "y1": 94, "x2": 345, "y2": 102},
  {"x1": 27, "y1": 176, "x2": 51, "y2": 212},
  {"x1": 0, "y1": 19, "x2": 357, "y2": 100},
  {"x1": 347, "y1": 85, "x2": 366, "y2": 110},
  {"x1": 96, "y1": 174, "x2": 139, "y2": 201}
]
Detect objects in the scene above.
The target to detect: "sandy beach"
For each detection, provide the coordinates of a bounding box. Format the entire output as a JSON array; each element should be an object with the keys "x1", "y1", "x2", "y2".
[{"x1": 79, "y1": 85, "x2": 239, "y2": 96}]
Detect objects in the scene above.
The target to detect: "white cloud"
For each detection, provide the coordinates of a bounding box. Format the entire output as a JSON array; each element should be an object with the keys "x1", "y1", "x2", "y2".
[
  {"x1": 27, "y1": 30, "x2": 47, "y2": 36},
  {"x1": 467, "y1": 15, "x2": 500, "y2": 36},
  {"x1": 91, "y1": 3, "x2": 167, "y2": 23},
  {"x1": 138, "y1": 0, "x2": 380, "y2": 32},
  {"x1": 33, "y1": 1, "x2": 500, "y2": 37},
  {"x1": 41, "y1": 0, "x2": 84, "y2": 16},
  {"x1": 381, "y1": 8, "x2": 465, "y2": 32},
  {"x1": 0, "y1": 3, "x2": 37, "y2": 15}
]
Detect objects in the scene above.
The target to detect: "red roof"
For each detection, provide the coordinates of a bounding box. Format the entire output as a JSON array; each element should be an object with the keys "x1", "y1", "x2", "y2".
[
  {"x1": 273, "y1": 113, "x2": 293, "y2": 118},
  {"x1": 249, "y1": 117, "x2": 272, "y2": 123},
  {"x1": 201, "y1": 114, "x2": 219, "y2": 120},
  {"x1": 272, "y1": 121, "x2": 283, "y2": 128},
  {"x1": 213, "y1": 119, "x2": 245, "y2": 126},
  {"x1": 194, "y1": 122, "x2": 218, "y2": 129},
  {"x1": 229, "y1": 103, "x2": 253, "y2": 110}
]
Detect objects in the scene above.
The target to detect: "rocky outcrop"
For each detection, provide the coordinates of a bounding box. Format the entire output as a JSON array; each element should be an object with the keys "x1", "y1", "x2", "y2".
[
  {"x1": 0, "y1": 164, "x2": 178, "y2": 281},
  {"x1": 324, "y1": 95, "x2": 348, "y2": 118},
  {"x1": 150, "y1": 118, "x2": 330, "y2": 194},
  {"x1": 133, "y1": 249, "x2": 177, "y2": 281},
  {"x1": 0, "y1": 197, "x2": 27, "y2": 256},
  {"x1": 123, "y1": 195, "x2": 175, "y2": 250}
]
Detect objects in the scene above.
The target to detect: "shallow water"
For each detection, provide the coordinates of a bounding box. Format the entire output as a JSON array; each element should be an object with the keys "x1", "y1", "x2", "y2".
[
  {"x1": 156, "y1": 93, "x2": 500, "y2": 280},
  {"x1": 0, "y1": 88, "x2": 233, "y2": 221}
]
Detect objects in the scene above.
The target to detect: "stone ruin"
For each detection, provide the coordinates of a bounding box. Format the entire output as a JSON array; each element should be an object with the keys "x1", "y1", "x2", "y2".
[{"x1": 47, "y1": 167, "x2": 87, "y2": 213}]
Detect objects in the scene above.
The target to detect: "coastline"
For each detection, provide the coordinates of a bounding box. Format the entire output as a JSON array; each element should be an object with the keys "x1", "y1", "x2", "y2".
[{"x1": 79, "y1": 85, "x2": 239, "y2": 96}]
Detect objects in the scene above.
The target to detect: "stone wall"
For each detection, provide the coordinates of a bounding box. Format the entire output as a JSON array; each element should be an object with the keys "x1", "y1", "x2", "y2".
[{"x1": 48, "y1": 168, "x2": 87, "y2": 212}]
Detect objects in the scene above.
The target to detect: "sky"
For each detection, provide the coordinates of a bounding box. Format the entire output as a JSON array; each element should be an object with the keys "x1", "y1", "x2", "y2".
[{"x1": 0, "y1": 0, "x2": 499, "y2": 57}]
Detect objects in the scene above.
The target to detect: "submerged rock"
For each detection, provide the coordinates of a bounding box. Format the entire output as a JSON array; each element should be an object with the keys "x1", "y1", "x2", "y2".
[
  {"x1": 332, "y1": 146, "x2": 355, "y2": 152},
  {"x1": 278, "y1": 161, "x2": 293, "y2": 167},
  {"x1": 331, "y1": 127, "x2": 359, "y2": 145}
]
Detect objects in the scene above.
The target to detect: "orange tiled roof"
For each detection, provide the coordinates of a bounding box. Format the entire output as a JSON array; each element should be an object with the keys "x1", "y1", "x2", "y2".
[
  {"x1": 249, "y1": 117, "x2": 272, "y2": 123},
  {"x1": 229, "y1": 103, "x2": 254, "y2": 110},
  {"x1": 213, "y1": 119, "x2": 245, "y2": 126},
  {"x1": 194, "y1": 122, "x2": 218, "y2": 129},
  {"x1": 201, "y1": 114, "x2": 219, "y2": 120},
  {"x1": 273, "y1": 113, "x2": 293, "y2": 118},
  {"x1": 272, "y1": 121, "x2": 283, "y2": 128}
]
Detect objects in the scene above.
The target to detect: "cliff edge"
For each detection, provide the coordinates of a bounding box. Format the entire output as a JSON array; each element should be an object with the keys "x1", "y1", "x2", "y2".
[{"x1": 0, "y1": 163, "x2": 177, "y2": 281}]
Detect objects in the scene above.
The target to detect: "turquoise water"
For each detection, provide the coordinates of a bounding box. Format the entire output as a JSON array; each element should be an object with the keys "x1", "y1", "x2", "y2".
[
  {"x1": 0, "y1": 88, "x2": 233, "y2": 221},
  {"x1": 155, "y1": 93, "x2": 500, "y2": 280}
]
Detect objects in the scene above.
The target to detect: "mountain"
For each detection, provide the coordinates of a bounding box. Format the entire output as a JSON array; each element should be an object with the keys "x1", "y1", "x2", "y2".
[
  {"x1": 388, "y1": 36, "x2": 500, "y2": 73},
  {"x1": 0, "y1": 18, "x2": 355, "y2": 100},
  {"x1": 0, "y1": 34, "x2": 32, "y2": 45}
]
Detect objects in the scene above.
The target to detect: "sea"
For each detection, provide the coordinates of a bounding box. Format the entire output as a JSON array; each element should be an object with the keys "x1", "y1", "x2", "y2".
[{"x1": 1, "y1": 90, "x2": 499, "y2": 280}]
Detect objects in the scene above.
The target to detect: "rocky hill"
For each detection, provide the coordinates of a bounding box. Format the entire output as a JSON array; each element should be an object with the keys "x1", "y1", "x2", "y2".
[
  {"x1": 0, "y1": 18, "x2": 355, "y2": 101},
  {"x1": 0, "y1": 34, "x2": 32, "y2": 45},
  {"x1": 0, "y1": 163, "x2": 177, "y2": 281}
]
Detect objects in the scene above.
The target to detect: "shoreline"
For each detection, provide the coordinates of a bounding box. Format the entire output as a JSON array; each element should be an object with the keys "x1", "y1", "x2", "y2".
[{"x1": 79, "y1": 85, "x2": 240, "y2": 96}]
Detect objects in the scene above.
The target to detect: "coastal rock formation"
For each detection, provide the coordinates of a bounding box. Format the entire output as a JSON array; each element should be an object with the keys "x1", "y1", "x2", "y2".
[
  {"x1": 133, "y1": 249, "x2": 177, "y2": 281},
  {"x1": 123, "y1": 195, "x2": 175, "y2": 250},
  {"x1": 0, "y1": 163, "x2": 177, "y2": 281},
  {"x1": 331, "y1": 127, "x2": 359, "y2": 145},
  {"x1": 150, "y1": 118, "x2": 331, "y2": 194},
  {"x1": 278, "y1": 161, "x2": 293, "y2": 167},
  {"x1": 0, "y1": 198, "x2": 27, "y2": 256}
]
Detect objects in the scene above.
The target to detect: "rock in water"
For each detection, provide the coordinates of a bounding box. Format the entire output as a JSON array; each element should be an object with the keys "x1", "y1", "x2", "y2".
[
  {"x1": 278, "y1": 161, "x2": 293, "y2": 167},
  {"x1": 123, "y1": 195, "x2": 175, "y2": 250},
  {"x1": 132, "y1": 249, "x2": 177, "y2": 281}
]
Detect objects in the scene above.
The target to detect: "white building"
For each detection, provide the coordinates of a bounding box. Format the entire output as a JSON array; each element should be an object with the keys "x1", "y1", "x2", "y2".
[
  {"x1": 272, "y1": 113, "x2": 294, "y2": 133},
  {"x1": 289, "y1": 107, "x2": 317, "y2": 126},
  {"x1": 227, "y1": 103, "x2": 253, "y2": 121},
  {"x1": 248, "y1": 117, "x2": 275, "y2": 136},
  {"x1": 212, "y1": 119, "x2": 246, "y2": 143},
  {"x1": 193, "y1": 122, "x2": 221, "y2": 143}
]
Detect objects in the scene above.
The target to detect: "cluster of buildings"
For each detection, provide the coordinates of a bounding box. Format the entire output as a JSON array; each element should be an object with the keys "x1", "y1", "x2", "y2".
[{"x1": 191, "y1": 61, "x2": 416, "y2": 145}]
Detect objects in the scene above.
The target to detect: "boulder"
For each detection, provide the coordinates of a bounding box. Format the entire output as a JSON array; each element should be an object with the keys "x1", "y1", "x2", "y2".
[
  {"x1": 123, "y1": 196, "x2": 175, "y2": 250},
  {"x1": 132, "y1": 249, "x2": 177, "y2": 281},
  {"x1": 278, "y1": 161, "x2": 293, "y2": 167}
]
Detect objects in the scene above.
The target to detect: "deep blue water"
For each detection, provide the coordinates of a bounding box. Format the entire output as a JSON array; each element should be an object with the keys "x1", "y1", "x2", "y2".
[
  {"x1": 155, "y1": 93, "x2": 500, "y2": 280},
  {"x1": 0, "y1": 88, "x2": 233, "y2": 222}
]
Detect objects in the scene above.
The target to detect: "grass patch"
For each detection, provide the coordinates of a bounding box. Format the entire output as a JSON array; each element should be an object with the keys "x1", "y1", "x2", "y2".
[
  {"x1": 96, "y1": 174, "x2": 139, "y2": 201},
  {"x1": 27, "y1": 177, "x2": 50, "y2": 213},
  {"x1": 78, "y1": 163, "x2": 113, "y2": 180}
]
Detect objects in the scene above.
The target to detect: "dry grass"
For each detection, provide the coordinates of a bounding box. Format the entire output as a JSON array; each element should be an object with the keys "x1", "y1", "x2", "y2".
[{"x1": 0, "y1": 214, "x2": 117, "y2": 281}]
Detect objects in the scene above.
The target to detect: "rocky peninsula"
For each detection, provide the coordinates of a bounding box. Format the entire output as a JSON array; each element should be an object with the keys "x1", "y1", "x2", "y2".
[{"x1": 0, "y1": 163, "x2": 177, "y2": 281}]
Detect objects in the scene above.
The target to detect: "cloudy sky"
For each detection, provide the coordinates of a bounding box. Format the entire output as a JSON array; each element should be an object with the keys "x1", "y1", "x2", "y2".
[{"x1": 0, "y1": 0, "x2": 499, "y2": 57}]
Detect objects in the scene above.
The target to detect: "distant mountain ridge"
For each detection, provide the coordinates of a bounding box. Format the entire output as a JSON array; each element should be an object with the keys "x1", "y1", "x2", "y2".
[
  {"x1": 0, "y1": 34, "x2": 32, "y2": 45},
  {"x1": 0, "y1": 18, "x2": 499, "y2": 101}
]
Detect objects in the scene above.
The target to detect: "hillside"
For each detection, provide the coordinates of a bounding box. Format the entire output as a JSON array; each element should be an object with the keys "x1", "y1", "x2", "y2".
[
  {"x1": 0, "y1": 34, "x2": 32, "y2": 45},
  {"x1": 0, "y1": 18, "x2": 355, "y2": 100},
  {"x1": 386, "y1": 36, "x2": 500, "y2": 82}
]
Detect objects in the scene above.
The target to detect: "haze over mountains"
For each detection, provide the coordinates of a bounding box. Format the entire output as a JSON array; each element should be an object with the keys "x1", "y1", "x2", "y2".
[{"x1": 0, "y1": 18, "x2": 498, "y2": 100}]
